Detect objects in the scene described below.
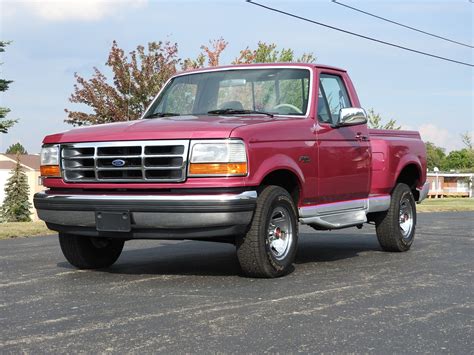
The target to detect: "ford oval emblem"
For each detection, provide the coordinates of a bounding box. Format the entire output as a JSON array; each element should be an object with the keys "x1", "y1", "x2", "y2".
[{"x1": 111, "y1": 159, "x2": 126, "y2": 167}]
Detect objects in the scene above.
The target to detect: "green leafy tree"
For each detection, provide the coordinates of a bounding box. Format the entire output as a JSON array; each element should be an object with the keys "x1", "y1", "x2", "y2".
[
  {"x1": 0, "y1": 41, "x2": 17, "y2": 133},
  {"x1": 367, "y1": 108, "x2": 401, "y2": 130},
  {"x1": 461, "y1": 131, "x2": 473, "y2": 150},
  {"x1": 425, "y1": 141, "x2": 446, "y2": 171},
  {"x1": 233, "y1": 41, "x2": 316, "y2": 64},
  {"x1": 1, "y1": 154, "x2": 31, "y2": 222},
  {"x1": 443, "y1": 149, "x2": 474, "y2": 171},
  {"x1": 460, "y1": 131, "x2": 474, "y2": 170},
  {"x1": 5, "y1": 142, "x2": 27, "y2": 154}
]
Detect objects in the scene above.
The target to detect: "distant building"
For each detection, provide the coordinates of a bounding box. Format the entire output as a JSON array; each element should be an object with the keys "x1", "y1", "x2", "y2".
[
  {"x1": 427, "y1": 172, "x2": 473, "y2": 198},
  {"x1": 0, "y1": 154, "x2": 42, "y2": 220}
]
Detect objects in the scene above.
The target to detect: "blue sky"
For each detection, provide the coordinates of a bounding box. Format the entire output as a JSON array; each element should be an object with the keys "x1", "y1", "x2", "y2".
[{"x1": 0, "y1": 0, "x2": 472, "y2": 153}]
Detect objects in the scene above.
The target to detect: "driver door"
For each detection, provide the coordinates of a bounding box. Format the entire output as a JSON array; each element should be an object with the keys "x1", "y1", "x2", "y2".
[{"x1": 316, "y1": 73, "x2": 371, "y2": 204}]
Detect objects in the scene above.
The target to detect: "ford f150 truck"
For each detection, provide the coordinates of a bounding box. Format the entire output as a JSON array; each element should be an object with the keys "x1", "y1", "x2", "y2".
[{"x1": 34, "y1": 63, "x2": 428, "y2": 278}]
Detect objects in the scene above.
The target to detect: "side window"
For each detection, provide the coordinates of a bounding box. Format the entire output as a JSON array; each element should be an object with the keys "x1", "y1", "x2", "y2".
[
  {"x1": 317, "y1": 87, "x2": 331, "y2": 123},
  {"x1": 319, "y1": 74, "x2": 351, "y2": 124}
]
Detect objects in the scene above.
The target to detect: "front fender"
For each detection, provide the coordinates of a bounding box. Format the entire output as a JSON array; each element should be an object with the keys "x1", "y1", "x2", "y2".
[{"x1": 249, "y1": 153, "x2": 306, "y2": 187}]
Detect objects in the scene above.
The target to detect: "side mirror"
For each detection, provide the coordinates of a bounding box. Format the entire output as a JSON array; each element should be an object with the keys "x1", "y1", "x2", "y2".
[{"x1": 336, "y1": 107, "x2": 368, "y2": 127}]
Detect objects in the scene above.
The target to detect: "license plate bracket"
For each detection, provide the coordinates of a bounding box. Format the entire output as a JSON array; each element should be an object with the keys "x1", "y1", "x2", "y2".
[{"x1": 95, "y1": 211, "x2": 131, "y2": 232}]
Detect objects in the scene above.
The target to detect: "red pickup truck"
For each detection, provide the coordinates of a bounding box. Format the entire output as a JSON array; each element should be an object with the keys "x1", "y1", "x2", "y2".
[{"x1": 34, "y1": 63, "x2": 428, "y2": 278}]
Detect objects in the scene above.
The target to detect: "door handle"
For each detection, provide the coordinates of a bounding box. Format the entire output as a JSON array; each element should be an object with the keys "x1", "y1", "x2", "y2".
[{"x1": 355, "y1": 132, "x2": 368, "y2": 141}]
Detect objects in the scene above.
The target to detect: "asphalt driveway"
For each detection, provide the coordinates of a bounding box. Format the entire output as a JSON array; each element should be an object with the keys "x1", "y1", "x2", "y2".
[{"x1": 1, "y1": 212, "x2": 473, "y2": 353}]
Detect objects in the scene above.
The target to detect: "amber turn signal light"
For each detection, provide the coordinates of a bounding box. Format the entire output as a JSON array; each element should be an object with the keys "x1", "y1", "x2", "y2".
[
  {"x1": 40, "y1": 165, "x2": 61, "y2": 177},
  {"x1": 189, "y1": 162, "x2": 247, "y2": 176}
]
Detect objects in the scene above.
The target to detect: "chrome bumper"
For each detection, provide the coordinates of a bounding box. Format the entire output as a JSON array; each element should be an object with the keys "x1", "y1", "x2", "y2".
[
  {"x1": 417, "y1": 182, "x2": 430, "y2": 203},
  {"x1": 34, "y1": 190, "x2": 257, "y2": 239}
]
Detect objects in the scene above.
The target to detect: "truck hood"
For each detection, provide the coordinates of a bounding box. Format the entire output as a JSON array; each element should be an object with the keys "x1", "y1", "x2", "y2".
[{"x1": 43, "y1": 115, "x2": 277, "y2": 144}]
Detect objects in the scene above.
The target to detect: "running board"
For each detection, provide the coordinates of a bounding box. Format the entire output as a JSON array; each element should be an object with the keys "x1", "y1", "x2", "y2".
[{"x1": 299, "y1": 195, "x2": 390, "y2": 229}]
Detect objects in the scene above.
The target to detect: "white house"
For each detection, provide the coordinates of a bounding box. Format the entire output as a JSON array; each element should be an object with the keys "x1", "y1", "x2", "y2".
[{"x1": 0, "y1": 154, "x2": 42, "y2": 220}]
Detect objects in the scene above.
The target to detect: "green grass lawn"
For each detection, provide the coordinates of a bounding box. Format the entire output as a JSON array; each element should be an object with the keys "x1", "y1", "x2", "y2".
[
  {"x1": 0, "y1": 221, "x2": 53, "y2": 240},
  {"x1": 417, "y1": 197, "x2": 474, "y2": 212}
]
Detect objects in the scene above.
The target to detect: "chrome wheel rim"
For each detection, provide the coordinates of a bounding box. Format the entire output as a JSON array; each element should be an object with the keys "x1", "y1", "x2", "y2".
[
  {"x1": 267, "y1": 206, "x2": 293, "y2": 260},
  {"x1": 399, "y1": 196, "x2": 414, "y2": 239}
]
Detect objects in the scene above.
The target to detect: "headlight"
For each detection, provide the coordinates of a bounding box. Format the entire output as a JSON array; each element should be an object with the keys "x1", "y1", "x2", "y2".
[
  {"x1": 40, "y1": 145, "x2": 61, "y2": 177},
  {"x1": 189, "y1": 140, "x2": 247, "y2": 176}
]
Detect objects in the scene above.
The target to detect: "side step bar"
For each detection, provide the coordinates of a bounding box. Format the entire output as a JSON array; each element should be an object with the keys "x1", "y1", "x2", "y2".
[{"x1": 298, "y1": 195, "x2": 390, "y2": 229}]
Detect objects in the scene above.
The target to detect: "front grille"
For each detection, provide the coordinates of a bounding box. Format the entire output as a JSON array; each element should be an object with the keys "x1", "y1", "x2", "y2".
[{"x1": 61, "y1": 140, "x2": 189, "y2": 182}]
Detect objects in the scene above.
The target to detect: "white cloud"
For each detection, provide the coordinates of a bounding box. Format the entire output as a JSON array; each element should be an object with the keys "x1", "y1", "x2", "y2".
[
  {"x1": 416, "y1": 123, "x2": 473, "y2": 152},
  {"x1": 9, "y1": 0, "x2": 148, "y2": 22}
]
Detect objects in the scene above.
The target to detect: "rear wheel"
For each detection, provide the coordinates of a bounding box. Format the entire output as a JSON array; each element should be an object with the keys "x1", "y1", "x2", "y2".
[
  {"x1": 236, "y1": 186, "x2": 298, "y2": 278},
  {"x1": 59, "y1": 233, "x2": 125, "y2": 269},
  {"x1": 375, "y1": 183, "x2": 416, "y2": 252}
]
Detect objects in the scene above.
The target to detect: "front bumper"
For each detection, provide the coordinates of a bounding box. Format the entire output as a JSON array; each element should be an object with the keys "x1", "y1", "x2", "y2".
[{"x1": 34, "y1": 190, "x2": 257, "y2": 239}]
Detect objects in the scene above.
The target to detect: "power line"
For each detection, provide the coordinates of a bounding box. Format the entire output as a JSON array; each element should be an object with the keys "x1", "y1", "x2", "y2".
[
  {"x1": 245, "y1": 0, "x2": 474, "y2": 68},
  {"x1": 332, "y1": 0, "x2": 473, "y2": 49}
]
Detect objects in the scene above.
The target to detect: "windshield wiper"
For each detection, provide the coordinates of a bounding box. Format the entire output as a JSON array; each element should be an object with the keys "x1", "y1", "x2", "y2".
[
  {"x1": 207, "y1": 109, "x2": 274, "y2": 117},
  {"x1": 144, "y1": 112, "x2": 181, "y2": 119}
]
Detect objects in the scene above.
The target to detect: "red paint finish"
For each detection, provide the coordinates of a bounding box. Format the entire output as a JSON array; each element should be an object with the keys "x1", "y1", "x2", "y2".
[
  {"x1": 42, "y1": 64, "x2": 426, "y2": 208},
  {"x1": 369, "y1": 129, "x2": 427, "y2": 195},
  {"x1": 315, "y1": 123, "x2": 371, "y2": 203}
]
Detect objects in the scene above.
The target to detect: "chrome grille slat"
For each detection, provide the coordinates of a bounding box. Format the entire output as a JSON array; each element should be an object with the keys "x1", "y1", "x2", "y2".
[
  {"x1": 64, "y1": 168, "x2": 96, "y2": 171},
  {"x1": 61, "y1": 140, "x2": 189, "y2": 183},
  {"x1": 62, "y1": 156, "x2": 100, "y2": 160}
]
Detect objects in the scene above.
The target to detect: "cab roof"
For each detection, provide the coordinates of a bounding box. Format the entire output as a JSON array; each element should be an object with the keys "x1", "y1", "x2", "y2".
[{"x1": 176, "y1": 63, "x2": 346, "y2": 76}]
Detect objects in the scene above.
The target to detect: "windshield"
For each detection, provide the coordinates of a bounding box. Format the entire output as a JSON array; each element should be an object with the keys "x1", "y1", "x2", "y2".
[{"x1": 144, "y1": 68, "x2": 311, "y2": 118}]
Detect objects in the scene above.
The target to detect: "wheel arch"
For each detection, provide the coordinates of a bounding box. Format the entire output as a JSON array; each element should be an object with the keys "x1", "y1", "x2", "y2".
[
  {"x1": 260, "y1": 168, "x2": 303, "y2": 207},
  {"x1": 395, "y1": 163, "x2": 422, "y2": 200}
]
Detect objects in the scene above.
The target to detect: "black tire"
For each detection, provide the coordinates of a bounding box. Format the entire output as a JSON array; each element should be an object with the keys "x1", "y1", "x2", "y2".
[
  {"x1": 58, "y1": 233, "x2": 125, "y2": 269},
  {"x1": 236, "y1": 186, "x2": 298, "y2": 278},
  {"x1": 375, "y1": 183, "x2": 416, "y2": 252}
]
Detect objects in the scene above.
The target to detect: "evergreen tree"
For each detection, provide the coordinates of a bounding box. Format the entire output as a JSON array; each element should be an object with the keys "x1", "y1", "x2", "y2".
[
  {"x1": 1, "y1": 154, "x2": 31, "y2": 222},
  {"x1": 5, "y1": 142, "x2": 27, "y2": 154},
  {"x1": 0, "y1": 41, "x2": 17, "y2": 133}
]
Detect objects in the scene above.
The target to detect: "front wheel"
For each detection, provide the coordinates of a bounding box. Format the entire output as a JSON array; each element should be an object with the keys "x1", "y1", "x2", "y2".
[
  {"x1": 375, "y1": 183, "x2": 417, "y2": 252},
  {"x1": 236, "y1": 186, "x2": 298, "y2": 278},
  {"x1": 59, "y1": 233, "x2": 125, "y2": 269}
]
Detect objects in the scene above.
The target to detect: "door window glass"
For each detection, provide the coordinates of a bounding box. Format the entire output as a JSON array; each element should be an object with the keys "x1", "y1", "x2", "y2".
[
  {"x1": 317, "y1": 87, "x2": 331, "y2": 123},
  {"x1": 319, "y1": 74, "x2": 351, "y2": 124}
]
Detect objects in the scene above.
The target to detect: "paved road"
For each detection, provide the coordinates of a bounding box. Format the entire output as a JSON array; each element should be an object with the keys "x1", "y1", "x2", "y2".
[{"x1": 1, "y1": 212, "x2": 473, "y2": 353}]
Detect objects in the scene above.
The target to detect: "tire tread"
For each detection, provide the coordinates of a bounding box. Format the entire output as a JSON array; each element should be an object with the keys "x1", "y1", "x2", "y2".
[
  {"x1": 236, "y1": 186, "x2": 298, "y2": 278},
  {"x1": 376, "y1": 183, "x2": 416, "y2": 252},
  {"x1": 59, "y1": 233, "x2": 124, "y2": 269}
]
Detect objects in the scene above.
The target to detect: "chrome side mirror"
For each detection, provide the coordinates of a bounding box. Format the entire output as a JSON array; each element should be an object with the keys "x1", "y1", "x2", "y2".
[{"x1": 336, "y1": 107, "x2": 368, "y2": 127}]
